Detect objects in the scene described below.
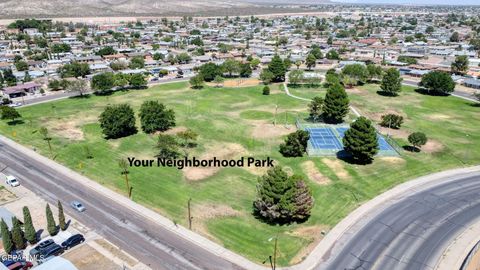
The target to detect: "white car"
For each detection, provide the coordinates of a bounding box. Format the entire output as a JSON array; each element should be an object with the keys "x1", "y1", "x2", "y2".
[
  {"x1": 71, "y1": 201, "x2": 86, "y2": 212},
  {"x1": 5, "y1": 175, "x2": 20, "y2": 187}
]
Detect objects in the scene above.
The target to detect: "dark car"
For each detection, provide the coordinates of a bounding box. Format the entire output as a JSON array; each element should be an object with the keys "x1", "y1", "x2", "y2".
[
  {"x1": 37, "y1": 239, "x2": 55, "y2": 250},
  {"x1": 61, "y1": 234, "x2": 85, "y2": 250},
  {"x1": 39, "y1": 244, "x2": 64, "y2": 257}
]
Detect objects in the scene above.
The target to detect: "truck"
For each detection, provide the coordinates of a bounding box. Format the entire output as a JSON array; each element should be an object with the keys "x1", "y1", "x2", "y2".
[{"x1": 0, "y1": 173, "x2": 20, "y2": 187}]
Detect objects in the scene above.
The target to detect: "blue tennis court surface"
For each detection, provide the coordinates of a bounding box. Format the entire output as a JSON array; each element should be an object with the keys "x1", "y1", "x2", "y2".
[{"x1": 306, "y1": 126, "x2": 396, "y2": 154}]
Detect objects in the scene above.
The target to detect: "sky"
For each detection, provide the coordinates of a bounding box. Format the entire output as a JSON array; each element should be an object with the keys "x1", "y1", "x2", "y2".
[{"x1": 331, "y1": 0, "x2": 480, "y2": 4}]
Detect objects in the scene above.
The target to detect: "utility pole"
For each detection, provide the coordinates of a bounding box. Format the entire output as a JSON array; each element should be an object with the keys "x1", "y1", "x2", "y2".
[
  {"x1": 273, "y1": 104, "x2": 278, "y2": 126},
  {"x1": 187, "y1": 198, "x2": 193, "y2": 230}
]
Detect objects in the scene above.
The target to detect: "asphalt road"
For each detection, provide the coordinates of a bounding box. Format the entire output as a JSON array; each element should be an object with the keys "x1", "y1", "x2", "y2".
[
  {"x1": 0, "y1": 141, "x2": 242, "y2": 270},
  {"x1": 319, "y1": 171, "x2": 480, "y2": 270},
  {"x1": 403, "y1": 79, "x2": 477, "y2": 102}
]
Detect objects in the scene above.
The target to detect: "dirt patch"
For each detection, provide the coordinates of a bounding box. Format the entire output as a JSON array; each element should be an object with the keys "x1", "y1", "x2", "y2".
[
  {"x1": 426, "y1": 114, "x2": 452, "y2": 121},
  {"x1": 160, "y1": 126, "x2": 188, "y2": 135},
  {"x1": 379, "y1": 157, "x2": 406, "y2": 164},
  {"x1": 0, "y1": 188, "x2": 16, "y2": 204},
  {"x1": 44, "y1": 115, "x2": 97, "y2": 141},
  {"x1": 377, "y1": 127, "x2": 410, "y2": 139},
  {"x1": 421, "y1": 140, "x2": 444, "y2": 153},
  {"x1": 223, "y1": 78, "x2": 261, "y2": 88},
  {"x1": 251, "y1": 121, "x2": 295, "y2": 139},
  {"x1": 183, "y1": 143, "x2": 247, "y2": 181},
  {"x1": 288, "y1": 225, "x2": 329, "y2": 264},
  {"x1": 64, "y1": 244, "x2": 120, "y2": 270},
  {"x1": 346, "y1": 87, "x2": 365, "y2": 95},
  {"x1": 322, "y1": 158, "x2": 350, "y2": 180},
  {"x1": 193, "y1": 203, "x2": 240, "y2": 220},
  {"x1": 366, "y1": 109, "x2": 405, "y2": 122},
  {"x1": 301, "y1": 161, "x2": 331, "y2": 185}
]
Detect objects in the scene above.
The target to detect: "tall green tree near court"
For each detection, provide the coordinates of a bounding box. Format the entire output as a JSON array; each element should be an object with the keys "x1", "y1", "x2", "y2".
[
  {"x1": 268, "y1": 54, "x2": 287, "y2": 82},
  {"x1": 254, "y1": 166, "x2": 314, "y2": 224},
  {"x1": 119, "y1": 158, "x2": 132, "y2": 198},
  {"x1": 380, "y1": 68, "x2": 403, "y2": 96},
  {"x1": 139, "y1": 100, "x2": 175, "y2": 134},
  {"x1": 99, "y1": 104, "x2": 137, "y2": 139},
  {"x1": 323, "y1": 83, "x2": 349, "y2": 124},
  {"x1": 1, "y1": 219, "x2": 13, "y2": 254},
  {"x1": 451, "y1": 55, "x2": 469, "y2": 75},
  {"x1": 279, "y1": 130, "x2": 310, "y2": 157},
  {"x1": 408, "y1": 132, "x2": 428, "y2": 151},
  {"x1": 343, "y1": 116, "x2": 379, "y2": 163},
  {"x1": 419, "y1": 71, "x2": 455, "y2": 95},
  {"x1": 308, "y1": 96, "x2": 324, "y2": 122},
  {"x1": 39, "y1": 127, "x2": 53, "y2": 154},
  {"x1": 23, "y1": 206, "x2": 37, "y2": 244},
  {"x1": 46, "y1": 204, "x2": 57, "y2": 236},
  {"x1": 11, "y1": 217, "x2": 25, "y2": 250},
  {"x1": 58, "y1": 200, "x2": 66, "y2": 231}
]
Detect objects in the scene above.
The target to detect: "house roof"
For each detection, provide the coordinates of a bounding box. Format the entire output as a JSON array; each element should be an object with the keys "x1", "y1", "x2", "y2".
[{"x1": 2, "y1": 82, "x2": 41, "y2": 94}]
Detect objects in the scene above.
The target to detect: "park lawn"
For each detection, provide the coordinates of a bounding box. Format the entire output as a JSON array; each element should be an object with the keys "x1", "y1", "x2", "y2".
[{"x1": 0, "y1": 81, "x2": 479, "y2": 266}]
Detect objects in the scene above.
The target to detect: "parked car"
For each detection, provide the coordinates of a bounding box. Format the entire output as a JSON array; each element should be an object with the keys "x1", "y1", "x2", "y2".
[
  {"x1": 2, "y1": 260, "x2": 17, "y2": 267},
  {"x1": 70, "y1": 201, "x2": 86, "y2": 212},
  {"x1": 28, "y1": 247, "x2": 40, "y2": 260},
  {"x1": 7, "y1": 261, "x2": 33, "y2": 270},
  {"x1": 5, "y1": 175, "x2": 20, "y2": 187},
  {"x1": 39, "y1": 243, "x2": 63, "y2": 257},
  {"x1": 61, "y1": 234, "x2": 85, "y2": 249},
  {"x1": 36, "y1": 239, "x2": 55, "y2": 250}
]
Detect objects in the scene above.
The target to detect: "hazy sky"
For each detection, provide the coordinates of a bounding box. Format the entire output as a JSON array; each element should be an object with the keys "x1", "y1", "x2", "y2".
[{"x1": 331, "y1": 0, "x2": 479, "y2": 4}]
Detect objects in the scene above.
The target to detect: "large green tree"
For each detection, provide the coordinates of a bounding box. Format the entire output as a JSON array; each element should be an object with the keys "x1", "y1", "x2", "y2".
[
  {"x1": 308, "y1": 96, "x2": 324, "y2": 122},
  {"x1": 139, "y1": 100, "x2": 175, "y2": 134},
  {"x1": 0, "y1": 106, "x2": 21, "y2": 123},
  {"x1": 23, "y1": 206, "x2": 37, "y2": 244},
  {"x1": 99, "y1": 104, "x2": 137, "y2": 139},
  {"x1": 323, "y1": 83, "x2": 349, "y2": 124},
  {"x1": 380, "y1": 68, "x2": 403, "y2": 96},
  {"x1": 58, "y1": 62, "x2": 90, "y2": 78},
  {"x1": 198, "y1": 63, "x2": 222, "y2": 82},
  {"x1": 254, "y1": 166, "x2": 314, "y2": 224},
  {"x1": 91, "y1": 72, "x2": 115, "y2": 93},
  {"x1": 11, "y1": 217, "x2": 25, "y2": 250},
  {"x1": 268, "y1": 54, "x2": 287, "y2": 82},
  {"x1": 46, "y1": 204, "x2": 57, "y2": 236},
  {"x1": 279, "y1": 130, "x2": 310, "y2": 157},
  {"x1": 341, "y1": 64, "x2": 369, "y2": 87},
  {"x1": 288, "y1": 70, "x2": 304, "y2": 86},
  {"x1": 419, "y1": 71, "x2": 455, "y2": 95},
  {"x1": 58, "y1": 201, "x2": 66, "y2": 231},
  {"x1": 1, "y1": 219, "x2": 13, "y2": 254},
  {"x1": 451, "y1": 55, "x2": 469, "y2": 75},
  {"x1": 343, "y1": 116, "x2": 379, "y2": 163},
  {"x1": 408, "y1": 132, "x2": 428, "y2": 151}
]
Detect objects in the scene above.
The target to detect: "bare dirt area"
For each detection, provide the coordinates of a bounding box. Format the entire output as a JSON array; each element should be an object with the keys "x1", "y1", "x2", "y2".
[
  {"x1": 64, "y1": 244, "x2": 120, "y2": 270},
  {"x1": 43, "y1": 114, "x2": 97, "y2": 141},
  {"x1": 0, "y1": 188, "x2": 16, "y2": 204},
  {"x1": 379, "y1": 157, "x2": 406, "y2": 164},
  {"x1": 301, "y1": 161, "x2": 331, "y2": 185},
  {"x1": 223, "y1": 78, "x2": 261, "y2": 88},
  {"x1": 421, "y1": 140, "x2": 444, "y2": 153},
  {"x1": 288, "y1": 225, "x2": 329, "y2": 265},
  {"x1": 160, "y1": 126, "x2": 188, "y2": 135},
  {"x1": 192, "y1": 203, "x2": 241, "y2": 241},
  {"x1": 183, "y1": 143, "x2": 247, "y2": 181},
  {"x1": 377, "y1": 127, "x2": 410, "y2": 139},
  {"x1": 322, "y1": 158, "x2": 351, "y2": 180},
  {"x1": 346, "y1": 87, "x2": 366, "y2": 95},
  {"x1": 251, "y1": 121, "x2": 295, "y2": 139},
  {"x1": 425, "y1": 113, "x2": 453, "y2": 121},
  {"x1": 364, "y1": 109, "x2": 406, "y2": 123}
]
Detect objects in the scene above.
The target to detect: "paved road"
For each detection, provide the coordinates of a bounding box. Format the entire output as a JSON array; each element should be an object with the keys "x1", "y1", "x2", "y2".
[
  {"x1": 0, "y1": 141, "x2": 242, "y2": 270},
  {"x1": 319, "y1": 171, "x2": 480, "y2": 270},
  {"x1": 403, "y1": 79, "x2": 477, "y2": 102}
]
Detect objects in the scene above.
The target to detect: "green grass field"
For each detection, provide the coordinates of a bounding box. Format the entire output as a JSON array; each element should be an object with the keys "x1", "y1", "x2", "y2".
[{"x1": 1, "y1": 81, "x2": 479, "y2": 266}]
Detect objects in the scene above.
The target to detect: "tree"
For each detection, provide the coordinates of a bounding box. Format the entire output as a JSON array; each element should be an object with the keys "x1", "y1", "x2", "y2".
[
  {"x1": 39, "y1": 127, "x2": 53, "y2": 154},
  {"x1": 323, "y1": 83, "x2": 350, "y2": 124},
  {"x1": 397, "y1": 55, "x2": 418, "y2": 65},
  {"x1": 250, "y1": 58, "x2": 261, "y2": 70},
  {"x1": 262, "y1": 86, "x2": 270, "y2": 95},
  {"x1": 177, "y1": 129, "x2": 198, "y2": 148},
  {"x1": 308, "y1": 97, "x2": 324, "y2": 122},
  {"x1": 189, "y1": 74, "x2": 204, "y2": 89},
  {"x1": 23, "y1": 206, "x2": 37, "y2": 244},
  {"x1": 0, "y1": 106, "x2": 21, "y2": 123},
  {"x1": 139, "y1": 100, "x2": 175, "y2": 134},
  {"x1": 129, "y1": 73, "x2": 147, "y2": 88},
  {"x1": 380, "y1": 114, "x2": 404, "y2": 129},
  {"x1": 279, "y1": 130, "x2": 310, "y2": 157},
  {"x1": 96, "y1": 46, "x2": 116, "y2": 56},
  {"x1": 222, "y1": 59, "x2": 241, "y2": 77},
  {"x1": 260, "y1": 70, "x2": 274, "y2": 85},
  {"x1": 239, "y1": 63, "x2": 252, "y2": 78},
  {"x1": 408, "y1": 132, "x2": 427, "y2": 151},
  {"x1": 380, "y1": 68, "x2": 403, "y2": 96},
  {"x1": 66, "y1": 79, "x2": 89, "y2": 97},
  {"x1": 1, "y1": 219, "x2": 13, "y2": 254},
  {"x1": 310, "y1": 46, "x2": 323, "y2": 59},
  {"x1": 341, "y1": 64, "x2": 369, "y2": 87},
  {"x1": 15, "y1": 60, "x2": 28, "y2": 71},
  {"x1": 58, "y1": 62, "x2": 90, "y2": 78},
  {"x1": 99, "y1": 104, "x2": 137, "y2": 139},
  {"x1": 199, "y1": 63, "x2": 222, "y2": 82},
  {"x1": 288, "y1": 70, "x2": 304, "y2": 86},
  {"x1": 156, "y1": 134, "x2": 180, "y2": 159},
  {"x1": 450, "y1": 31, "x2": 460, "y2": 42},
  {"x1": 176, "y1": 53, "x2": 192, "y2": 64},
  {"x1": 129, "y1": 56, "x2": 145, "y2": 69},
  {"x1": 419, "y1": 71, "x2": 455, "y2": 95},
  {"x1": 253, "y1": 166, "x2": 313, "y2": 224},
  {"x1": 11, "y1": 217, "x2": 25, "y2": 250},
  {"x1": 268, "y1": 54, "x2": 287, "y2": 82},
  {"x1": 58, "y1": 201, "x2": 66, "y2": 231},
  {"x1": 451, "y1": 55, "x2": 469, "y2": 75},
  {"x1": 46, "y1": 204, "x2": 57, "y2": 236},
  {"x1": 305, "y1": 53, "x2": 317, "y2": 70},
  {"x1": 213, "y1": 75, "x2": 224, "y2": 87},
  {"x1": 343, "y1": 116, "x2": 379, "y2": 163},
  {"x1": 118, "y1": 158, "x2": 132, "y2": 198},
  {"x1": 326, "y1": 49, "x2": 340, "y2": 60},
  {"x1": 366, "y1": 64, "x2": 383, "y2": 82},
  {"x1": 91, "y1": 72, "x2": 115, "y2": 93}
]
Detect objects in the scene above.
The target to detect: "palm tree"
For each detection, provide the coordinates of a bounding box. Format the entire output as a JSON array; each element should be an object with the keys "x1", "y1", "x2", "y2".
[
  {"x1": 118, "y1": 158, "x2": 132, "y2": 198},
  {"x1": 39, "y1": 127, "x2": 53, "y2": 155}
]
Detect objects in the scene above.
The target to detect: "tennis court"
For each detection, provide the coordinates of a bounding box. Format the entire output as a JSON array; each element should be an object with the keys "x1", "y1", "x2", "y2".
[{"x1": 303, "y1": 125, "x2": 398, "y2": 156}]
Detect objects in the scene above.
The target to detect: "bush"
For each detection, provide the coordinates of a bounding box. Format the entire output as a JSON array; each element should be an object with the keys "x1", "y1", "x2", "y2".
[
  {"x1": 408, "y1": 132, "x2": 427, "y2": 151},
  {"x1": 139, "y1": 101, "x2": 175, "y2": 134},
  {"x1": 279, "y1": 130, "x2": 310, "y2": 157},
  {"x1": 99, "y1": 104, "x2": 137, "y2": 139},
  {"x1": 380, "y1": 114, "x2": 404, "y2": 129}
]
